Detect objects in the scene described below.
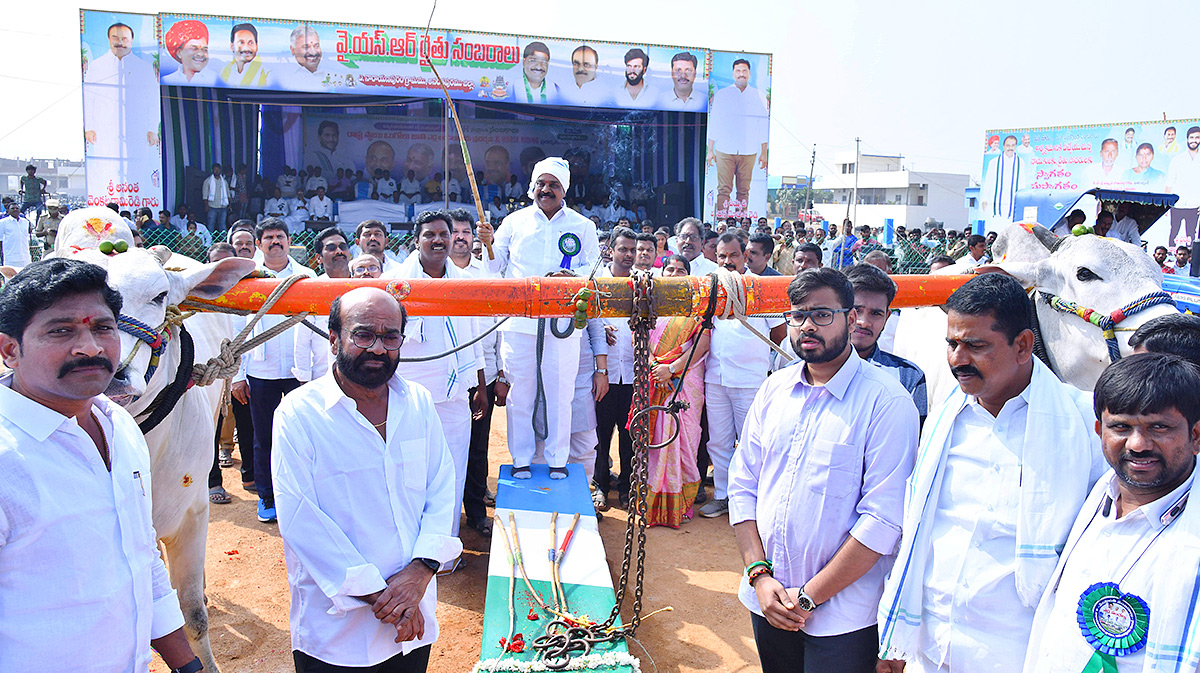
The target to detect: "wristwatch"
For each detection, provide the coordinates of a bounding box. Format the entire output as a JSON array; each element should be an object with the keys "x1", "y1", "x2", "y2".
[
  {"x1": 595, "y1": 368, "x2": 608, "y2": 375},
  {"x1": 667, "y1": 360, "x2": 680, "y2": 374},
  {"x1": 496, "y1": 375, "x2": 510, "y2": 385},
  {"x1": 414, "y1": 557, "x2": 440, "y2": 573},
  {"x1": 172, "y1": 657, "x2": 203, "y2": 673},
  {"x1": 796, "y1": 585, "x2": 819, "y2": 612}
]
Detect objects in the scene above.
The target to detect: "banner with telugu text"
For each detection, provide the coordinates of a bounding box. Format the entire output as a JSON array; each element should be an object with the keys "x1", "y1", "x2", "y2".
[
  {"x1": 158, "y1": 13, "x2": 711, "y2": 114},
  {"x1": 981, "y1": 118, "x2": 1200, "y2": 248}
]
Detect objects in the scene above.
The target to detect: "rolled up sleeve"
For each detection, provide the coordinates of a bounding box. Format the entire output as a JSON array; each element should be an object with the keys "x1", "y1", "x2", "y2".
[
  {"x1": 852, "y1": 393, "x2": 919, "y2": 555},
  {"x1": 149, "y1": 555, "x2": 186, "y2": 639}
]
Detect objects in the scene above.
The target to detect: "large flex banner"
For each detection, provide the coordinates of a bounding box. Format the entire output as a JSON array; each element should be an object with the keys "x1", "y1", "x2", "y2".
[
  {"x1": 80, "y1": 9, "x2": 773, "y2": 223},
  {"x1": 702, "y1": 51, "x2": 772, "y2": 222},
  {"x1": 80, "y1": 10, "x2": 164, "y2": 209},
  {"x1": 981, "y1": 118, "x2": 1200, "y2": 247},
  {"x1": 158, "y1": 13, "x2": 711, "y2": 113}
]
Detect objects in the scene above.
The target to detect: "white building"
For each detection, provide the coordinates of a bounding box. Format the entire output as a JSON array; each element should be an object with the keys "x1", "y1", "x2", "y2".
[{"x1": 812, "y1": 152, "x2": 968, "y2": 232}]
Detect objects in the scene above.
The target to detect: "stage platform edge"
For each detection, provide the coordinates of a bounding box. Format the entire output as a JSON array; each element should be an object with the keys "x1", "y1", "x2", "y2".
[{"x1": 475, "y1": 464, "x2": 637, "y2": 673}]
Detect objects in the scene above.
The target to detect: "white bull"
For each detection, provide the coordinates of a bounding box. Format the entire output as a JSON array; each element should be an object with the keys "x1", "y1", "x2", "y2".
[
  {"x1": 58, "y1": 207, "x2": 255, "y2": 672},
  {"x1": 893, "y1": 223, "x2": 1178, "y2": 402}
]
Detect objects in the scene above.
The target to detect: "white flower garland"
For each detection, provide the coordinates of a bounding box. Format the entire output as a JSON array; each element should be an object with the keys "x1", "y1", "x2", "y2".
[{"x1": 471, "y1": 651, "x2": 641, "y2": 673}]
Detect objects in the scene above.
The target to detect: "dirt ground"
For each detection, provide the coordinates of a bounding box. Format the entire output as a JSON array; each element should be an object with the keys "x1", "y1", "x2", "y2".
[{"x1": 152, "y1": 407, "x2": 762, "y2": 673}]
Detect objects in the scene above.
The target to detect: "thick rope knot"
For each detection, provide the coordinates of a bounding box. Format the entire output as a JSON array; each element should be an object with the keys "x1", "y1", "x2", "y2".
[{"x1": 709, "y1": 268, "x2": 792, "y2": 362}]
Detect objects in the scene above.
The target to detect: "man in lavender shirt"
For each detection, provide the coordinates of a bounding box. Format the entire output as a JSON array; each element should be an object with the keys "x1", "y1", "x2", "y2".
[{"x1": 729, "y1": 268, "x2": 919, "y2": 673}]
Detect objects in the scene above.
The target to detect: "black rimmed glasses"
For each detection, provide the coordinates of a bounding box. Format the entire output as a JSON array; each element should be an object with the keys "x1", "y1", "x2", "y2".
[
  {"x1": 347, "y1": 329, "x2": 404, "y2": 351},
  {"x1": 782, "y1": 308, "x2": 850, "y2": 328}
]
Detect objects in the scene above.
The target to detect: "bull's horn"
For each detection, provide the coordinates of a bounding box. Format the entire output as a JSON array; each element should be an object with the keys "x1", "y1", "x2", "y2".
[
  {"x1": 149, "y1": 245, "x2": 173, "y2": 266},
  {"x1": 1029, "y1": 225, "x2": 1061, "y2": 251}
]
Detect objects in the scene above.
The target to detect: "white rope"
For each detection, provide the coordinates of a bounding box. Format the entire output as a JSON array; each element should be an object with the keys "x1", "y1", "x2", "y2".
[{"x1": 709, "y1": 268, "x2": 793, "y2": 362}]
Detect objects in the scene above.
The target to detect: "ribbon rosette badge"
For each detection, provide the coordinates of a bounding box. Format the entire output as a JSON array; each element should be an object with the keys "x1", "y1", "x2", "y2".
[
  {"x1": 1077, "y1": 582, "x2": 1149, "y2": 661},
  {"x1": 558, "y1": 232, "x2": 582, "y2": 269}
]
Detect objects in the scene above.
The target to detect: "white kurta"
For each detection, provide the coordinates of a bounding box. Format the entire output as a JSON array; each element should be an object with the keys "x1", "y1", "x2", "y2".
[
  {"x1": 485, "y1": 203, "x2": 600, "y2": 468},
  {"x1": 385, "y1": 255, "x2": 483, "y2": 536},
  {"x1": 0, "y1": 378, "x2": 185, "y2": 671},
  {"x1": 272, "y1": 374, "x2": 462, "y2": 667}
]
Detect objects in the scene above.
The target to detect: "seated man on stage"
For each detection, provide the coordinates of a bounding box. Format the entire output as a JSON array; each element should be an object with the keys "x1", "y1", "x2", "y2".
[{"x1": 477, "y1": 157, "x2": 600, "y2": 480}]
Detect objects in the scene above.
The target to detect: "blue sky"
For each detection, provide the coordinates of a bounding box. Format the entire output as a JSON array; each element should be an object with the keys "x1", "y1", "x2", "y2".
[{"x1": 4, "y1": 0, "x2": 1199, "y2": 182}]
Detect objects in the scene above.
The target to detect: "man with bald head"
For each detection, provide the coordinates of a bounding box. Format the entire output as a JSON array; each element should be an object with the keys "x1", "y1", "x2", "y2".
[
  {"x1": 274, "y1": 287, "x2": 461, "y2": 672},
  {"x1": 478, "y1": 157, "x2": 600, "y2": 479}
]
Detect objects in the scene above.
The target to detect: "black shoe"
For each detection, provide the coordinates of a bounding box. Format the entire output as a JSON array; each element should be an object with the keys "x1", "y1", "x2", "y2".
[
  {"x1": 618, "y1": 492, "x2": 631, "y2": 509},
  {"x1": 483, "y1": 490, "x2": 496, "y2": 507},
  {"x1": 694, "y1": 487, "x2": 708, "y2": 505}
]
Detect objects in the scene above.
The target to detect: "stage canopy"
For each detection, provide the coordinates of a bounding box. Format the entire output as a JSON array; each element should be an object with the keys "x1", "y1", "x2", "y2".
[{"x1": 80, "y1": 10, "x2": 773, "y2": 225}]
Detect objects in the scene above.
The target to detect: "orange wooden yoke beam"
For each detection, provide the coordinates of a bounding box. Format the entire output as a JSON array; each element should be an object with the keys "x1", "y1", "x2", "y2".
[{"x1": 187, "y1": 274, "x2": 973, "y2": 317}]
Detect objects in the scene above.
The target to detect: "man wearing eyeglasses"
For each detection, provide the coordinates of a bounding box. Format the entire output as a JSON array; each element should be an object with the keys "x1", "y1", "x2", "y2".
[
  {"x1": 383, "y1": 211, "x2": 486, "y2": 570},
  {"x1": 273, "y1": 287, "x2": 462, "y2": 673},
  {"x1": 728, "y1": 268, "x2": 919, "y2": 673},
  {"x1": 674, "y1": 217, "x2": 718, "y2": 275},
  {"x1": 699, "y1": 233, "x2": 786, "y2": 518},
  {"x1": 293, "y1": 227, "x2": 351, "y2": 384}
]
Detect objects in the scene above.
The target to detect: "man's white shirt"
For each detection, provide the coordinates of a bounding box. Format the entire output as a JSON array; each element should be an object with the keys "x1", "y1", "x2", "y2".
[
  {"x1": 920, "y1": 390, "x2": 1031, "y2": 672},
  {"x1": 484, "y1": 203, "x2": 600, "y2": 335},
  {"x1": 615, "y1": 83, "x2": 659, "y2": 109},
  {"x1": 305, "y1": 176, "x2": 329, "y2": 193},
  {"x1": 278, "y1": 63, "x2": 329, "y2": 92},
  {"x1": 0, "y1": 214, "x2": 32, "y2": 267},
  {"x1": 1024, "y1": 471, "x2": 1195, "y2": 673},
  {"x1": 0, "y1": 378, "x2": 185, "y2": 671},
  {"x1": 264, "y1": 197, "x2": 291, "y2": 218},
  {"x1": 382, "y1": 255, "x2": 484, "y2": 403},
  {"x1": 272, "y1": 374, "x2": 462, "y2": 667},
  {"x1": 1166, "y1": 151, "x2": 1200, "y2": 208},
  {"x1": 307, "y1": 194, "x2": 334, "y2": 219},
  {"x1": 708, "y1": 84, "x2": 770, "y2": 155},
  {"x1": 663, "y1": 88, "x2": 704, "y2": 111},
  {"x1": 704, "y1": 294, "x2": 783, "y2": 388},
  {"x1": 235, "y1": 258, "x2": 318, "y2": 382}
]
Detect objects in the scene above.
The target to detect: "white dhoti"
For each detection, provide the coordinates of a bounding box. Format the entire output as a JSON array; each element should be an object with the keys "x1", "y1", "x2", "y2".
[
  {"x1": 434, "y1": 396, "x2": 473, "y2": 537},
  {"x1": 501, "y1": 329, "x2": 580, "y2": 469}
]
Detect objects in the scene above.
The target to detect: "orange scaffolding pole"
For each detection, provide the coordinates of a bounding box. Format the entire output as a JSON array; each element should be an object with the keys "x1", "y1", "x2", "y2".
[{"x1": 187, "y1": 274, "x2": 971, "y2": 317}]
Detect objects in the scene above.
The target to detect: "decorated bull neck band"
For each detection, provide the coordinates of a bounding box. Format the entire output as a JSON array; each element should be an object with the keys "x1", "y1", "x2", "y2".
[{"x1": 1056, "y1": 485, "x2": 1190, "y2": 669}]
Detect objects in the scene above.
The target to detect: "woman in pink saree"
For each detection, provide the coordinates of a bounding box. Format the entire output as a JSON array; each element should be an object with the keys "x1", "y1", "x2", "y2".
[{"x1": 637, "y1": 255, "x2": 710, "y2": 527}]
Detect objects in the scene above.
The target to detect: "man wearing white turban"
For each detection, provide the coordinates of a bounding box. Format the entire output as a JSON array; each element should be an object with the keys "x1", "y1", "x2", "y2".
[{"x1": 478, "y1": 158, "x2": 601, "y2": 479}]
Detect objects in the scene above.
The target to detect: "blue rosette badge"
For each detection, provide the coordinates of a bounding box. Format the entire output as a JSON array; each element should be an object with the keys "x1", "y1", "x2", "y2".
[
  {"x1": 1077, "y1": 582, "x2": 1149, "y2": 671},
  {"x1": 558, "y1": 232, "x2": 582, "y2": 269}
]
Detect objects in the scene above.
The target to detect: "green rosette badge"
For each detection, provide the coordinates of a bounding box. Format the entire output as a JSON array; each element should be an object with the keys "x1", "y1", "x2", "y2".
[
  {"x1": 1077, "y1": 582, "x2": 1149, "y2": 672},
  {"x1": 558, "y1": 233, "x2": 581, "y2": 270}
]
